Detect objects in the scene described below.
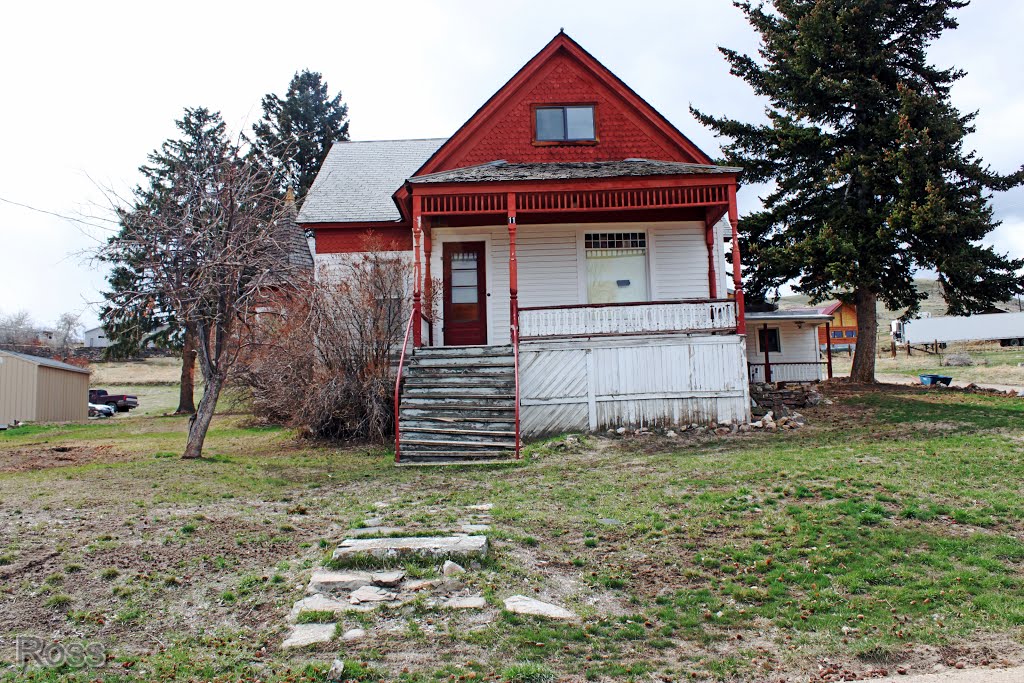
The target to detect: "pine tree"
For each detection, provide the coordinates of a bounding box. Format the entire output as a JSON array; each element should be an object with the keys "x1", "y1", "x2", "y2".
[
  {"x1": 692, "y1": 0, "x2": 1024, "y2": 382},
  {"x1": 252, "y1": 70, "x2": 349, "y2": 200},
  {"x1": 101, "y1": 107, "x2": 233, "y2": 413}
]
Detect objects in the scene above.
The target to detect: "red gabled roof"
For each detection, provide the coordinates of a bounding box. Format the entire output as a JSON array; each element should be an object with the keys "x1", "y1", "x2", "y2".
[{"x1": 412, "y1": 31, "x2": 714, "y2": 177}]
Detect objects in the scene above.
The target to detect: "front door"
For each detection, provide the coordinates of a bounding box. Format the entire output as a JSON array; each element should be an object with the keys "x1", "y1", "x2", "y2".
[{"x1": 443, "y1": 241, "x2": 487, "y2": 346}]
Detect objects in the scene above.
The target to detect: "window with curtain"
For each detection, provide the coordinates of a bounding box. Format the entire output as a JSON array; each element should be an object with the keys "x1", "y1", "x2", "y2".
[{"x1": 584, "y1": 232, "x2": 648, "y2": 304}]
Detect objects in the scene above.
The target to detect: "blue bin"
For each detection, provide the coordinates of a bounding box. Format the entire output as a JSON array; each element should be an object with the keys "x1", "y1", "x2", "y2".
[{"x1": 920, "y1": 374, "x2": 952, "y2": 386}]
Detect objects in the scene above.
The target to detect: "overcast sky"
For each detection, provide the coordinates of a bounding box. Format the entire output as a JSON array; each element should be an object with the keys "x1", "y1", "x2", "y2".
[{"x1": 2, "y1": 0, "x2": 1021, "y2": 330}]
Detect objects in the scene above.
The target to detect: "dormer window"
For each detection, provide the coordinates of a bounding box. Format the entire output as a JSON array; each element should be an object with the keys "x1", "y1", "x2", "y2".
[{"x1": 534, "y1": 105, "x2": 596, "y2": 143}]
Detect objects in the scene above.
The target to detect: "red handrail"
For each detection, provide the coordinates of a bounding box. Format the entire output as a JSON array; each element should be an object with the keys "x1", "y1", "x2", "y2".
[
  {"x1": 511, "y1": 302, "x2": 521, "y2": 460},
  {"x1": 393, "y1": 303, "x2": 417, "y2": 464}
]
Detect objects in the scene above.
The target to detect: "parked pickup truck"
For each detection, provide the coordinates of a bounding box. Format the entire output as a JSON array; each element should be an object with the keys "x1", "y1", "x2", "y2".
[{"x1": 88, "y1": 389, "x2": 139, "y2": 413}]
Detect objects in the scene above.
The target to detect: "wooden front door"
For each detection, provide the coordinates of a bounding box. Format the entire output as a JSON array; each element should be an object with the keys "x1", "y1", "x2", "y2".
[{"x1": 443, "y1": 241, "x2": 487, "y2": 346}]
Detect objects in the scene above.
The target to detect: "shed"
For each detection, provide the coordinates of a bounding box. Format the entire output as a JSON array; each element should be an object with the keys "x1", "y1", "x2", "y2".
[{"x1": 0, "y1": 350, "x2": 90, "y2": 425}]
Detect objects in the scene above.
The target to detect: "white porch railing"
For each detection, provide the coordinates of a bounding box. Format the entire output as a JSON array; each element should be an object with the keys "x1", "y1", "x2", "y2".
[
  {"x1": 748, "y1": 362, "x2": 824, "y2": 383},
  {"x1": 519, "y1": 299, "x2": 738, "y2": 339}
]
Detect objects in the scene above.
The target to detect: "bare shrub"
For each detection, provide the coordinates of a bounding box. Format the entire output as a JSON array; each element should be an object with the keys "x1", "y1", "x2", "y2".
[
  {"x1": 943, "y1": 352, "x2": 975, "y2": 367},
  {"x1": 239, "y1": 235, "x2": 422, "y2": 441}
]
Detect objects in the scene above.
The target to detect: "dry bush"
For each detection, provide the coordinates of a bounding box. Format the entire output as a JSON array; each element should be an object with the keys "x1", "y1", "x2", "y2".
[{"x1": 239, "y1": 235, "x2": 418, "y2": 441}]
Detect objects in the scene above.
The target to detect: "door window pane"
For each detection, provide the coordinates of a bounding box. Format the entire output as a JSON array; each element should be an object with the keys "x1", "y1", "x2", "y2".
[
  {"x1": 535, "y1": 108, "x2": 565, "y2": 141},
  {"x1": 451, "y1": 286, "x2": 477, "y2": 304},
  {"x1": 566, "y1": 106, "x2": 595, "y2": 140},
  {"x1": 451, "y1": 269, "x2": 476, "y2": 287}
]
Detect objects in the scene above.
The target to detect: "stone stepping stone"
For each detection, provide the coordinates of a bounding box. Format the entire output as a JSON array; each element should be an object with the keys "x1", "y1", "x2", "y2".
[
  {"x1": 288, "y1": 594, "x2": 352, "y2": 622},
  {"x1": 307, "y1": 569, "x2": 406, "y2": 593},
  {"x1": 445, "y1": 595, "x2": 487, "y2": 609},
  {"x1": 349, "y1": 585, "x2": 397, "y2": 604},
  {"x1": 282, "y1": 622, "x2": 335, "y2": 648},
  {"x1": 340, "y1": 628, "x2": 366, "y2": 642},
  {"x1": 503, "y1": 595, "x2": 577, "y2": 620},
  {"x1": 332, "y1": 535, "x2": 488, "y2": 564},
  {"x1": 461, "y1": 523, "x2": 491, "y2": 533},
  {"x1": 466, "y1": 504, "x2": 493, "y2": 511}
]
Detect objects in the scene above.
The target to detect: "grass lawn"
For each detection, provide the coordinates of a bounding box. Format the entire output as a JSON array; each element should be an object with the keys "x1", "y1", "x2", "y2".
[
  {"x1": 832, "y1": 345, "x2": 1024, "y2": 388},
  {"x1": 1, "y1": 384, "x2": 1023, "y2": 681}
]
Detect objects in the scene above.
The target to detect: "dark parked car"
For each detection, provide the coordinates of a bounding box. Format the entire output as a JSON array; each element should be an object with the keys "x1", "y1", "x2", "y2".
[{"x1": 88, "y1": 389, "x2": 139, "y2": 413}]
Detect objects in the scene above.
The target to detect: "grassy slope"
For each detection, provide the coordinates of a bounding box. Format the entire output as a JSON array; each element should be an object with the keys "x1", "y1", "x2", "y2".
[{"x1": 1, "y1": 386, "x2": 1023, "y2": 681}]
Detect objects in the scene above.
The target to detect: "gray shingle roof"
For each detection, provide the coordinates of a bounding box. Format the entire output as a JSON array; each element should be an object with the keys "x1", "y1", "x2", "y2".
[
  {"x1": 298, "y1": 138, "x2": 448, "y2": 224},
  {"x1": 0, "y1": 350, "x2": 91, "y2": 374},
  {"x1": 409, "y1": 159, "x2": 742, "y2": 184}
]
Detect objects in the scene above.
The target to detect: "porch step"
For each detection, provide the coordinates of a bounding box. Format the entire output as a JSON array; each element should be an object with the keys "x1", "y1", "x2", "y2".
[
  {"x1": 397, "y1": 344, "x2": 519, "y2": 465},
  {"x1": 404, "y1": 377, "x2": 514, "y2": 388},
  {"x1": 411, "y1": 356, "x2": 515, "y2": 368},
  {"x1": 405, "y1": 366, "x2": 514, "y2": 377},
  {"x1": 400, "y1": 417, "x2": 516, "y2": 431}
]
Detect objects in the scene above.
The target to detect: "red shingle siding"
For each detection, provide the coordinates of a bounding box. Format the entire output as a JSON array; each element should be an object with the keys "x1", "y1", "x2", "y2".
[
  {"x1": 315, "y1": 226, "x2": 412, "y2": 253},
  {"x1": 438, "y1": 53, "x2": 698, "y2": 170}
]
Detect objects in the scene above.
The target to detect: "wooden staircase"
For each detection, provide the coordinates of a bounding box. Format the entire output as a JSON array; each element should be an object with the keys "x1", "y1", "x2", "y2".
[{"x1": 396, "y1": 345, "x2": 518, "y2": 464}]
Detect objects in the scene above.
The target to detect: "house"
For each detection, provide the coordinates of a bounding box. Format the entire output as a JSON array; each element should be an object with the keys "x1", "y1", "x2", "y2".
[
  {"x1": 299, "y1": 32, "x2": 751, "y2": 463},
  {"x1": 745, "y1": 309, "x2": 834, "y2": 383},
  {"x1": 83, "y1": 326, "x2": 109, "y2": 348},
  {"x1": 817, "y1": 301, "x2": 858, "y2": 350},
  {"x1": 0, "y1": 350, "x2": 90, "y2": 426}
]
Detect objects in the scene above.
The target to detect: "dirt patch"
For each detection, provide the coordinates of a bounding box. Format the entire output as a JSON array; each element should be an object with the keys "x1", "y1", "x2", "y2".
[{"x1": 0, "y1": 444, "x2": 128, "y2": 472}]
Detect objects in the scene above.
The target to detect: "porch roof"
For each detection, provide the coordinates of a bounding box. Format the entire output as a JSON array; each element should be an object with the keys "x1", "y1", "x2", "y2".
[
  {"x1": 746, "y1": 310, "x2": 834, "y2": 323},
  {"x1": 409, "y1": 159, "x2": 741, "y2": 185}
]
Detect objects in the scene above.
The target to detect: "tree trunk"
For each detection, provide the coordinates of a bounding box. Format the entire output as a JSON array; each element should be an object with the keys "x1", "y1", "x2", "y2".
[
  {"x1": 849, "y1": 287, "x2": 878, "y2": 383},
  {"x1": 182, "y1": 373, "x2": 222, "y2": 459},
  {"x1": 176, "y1": 326, "x2": 197, "y2": 414}
]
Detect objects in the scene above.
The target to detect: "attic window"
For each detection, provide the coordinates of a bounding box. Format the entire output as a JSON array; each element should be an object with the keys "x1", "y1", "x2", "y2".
[{"x1": 535, "y1": 105, "x2": 596, "y2": 142}]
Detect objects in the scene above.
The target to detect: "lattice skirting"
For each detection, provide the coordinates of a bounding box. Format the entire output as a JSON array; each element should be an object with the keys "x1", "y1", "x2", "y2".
[{"x1": 519, "y1": 333, "x2": 750, "y2": 436}]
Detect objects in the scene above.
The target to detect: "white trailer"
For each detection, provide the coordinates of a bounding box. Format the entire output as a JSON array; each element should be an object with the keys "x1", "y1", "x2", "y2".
[{"x1": 897, "y1": 312, "x2": 1024, "y2": 347}]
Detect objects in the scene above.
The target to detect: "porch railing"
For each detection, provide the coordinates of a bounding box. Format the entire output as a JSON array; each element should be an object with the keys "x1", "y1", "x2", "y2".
[
  {"x1": 748, "y1": 362, "x2": 825, "y2": 383},
  {"x1": 518, "y1": 299, "x2": 738, "y2": 340}
]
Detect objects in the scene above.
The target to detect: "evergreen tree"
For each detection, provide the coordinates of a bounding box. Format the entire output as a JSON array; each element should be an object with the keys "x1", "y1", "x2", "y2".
[
  {"x1": 693, "y1": 0, "x2": 1024, "y2": 382},
  {"x1": 101, "y1": 107, "x2": 233, "y2": 413},
  {"x1": 252, "y1": 70, "x2": 349, "y2": 200}
]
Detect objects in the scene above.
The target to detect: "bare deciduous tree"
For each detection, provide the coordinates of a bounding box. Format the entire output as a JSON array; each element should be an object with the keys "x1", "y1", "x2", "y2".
[
  {"x1": 102, "y1": 145, "x2": 299, "y2": 459},
  {"x1": 53, "y1": 312, "x2": 82, "y2": 359},
  {"x1": 0, "y1": 310, "x2": 37, "y2": 346}
]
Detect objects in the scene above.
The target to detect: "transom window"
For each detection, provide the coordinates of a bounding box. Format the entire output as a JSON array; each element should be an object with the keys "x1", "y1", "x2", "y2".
[
  {"x1": 535, "y1": 105, "x2": 596, "y2": 142},
  {"x1": 584, "y1": 232, "x2": 648, "y2": 304}
]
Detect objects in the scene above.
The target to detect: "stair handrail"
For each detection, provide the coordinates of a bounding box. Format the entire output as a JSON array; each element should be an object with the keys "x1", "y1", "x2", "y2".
[
  {"x1": 393, "y1": 302, "x2": 417, "y2": 464},
  {"x1": 512, "y1": 303, "x2": 522, "y2": 459}
]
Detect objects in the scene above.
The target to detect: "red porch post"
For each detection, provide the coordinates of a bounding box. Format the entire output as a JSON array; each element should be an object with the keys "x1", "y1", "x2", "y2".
[
  {"x1": 507, "y1": 193, "x2": 521, "y2": 459},
  {"x1": 423, "y1": 223, "x2": 432, "y2": 346},
  {"x1": 762, "y1": 323, "x2": 772, "y2": 383},
  {"x1": 728, "y1": 184, "x2": 745, "y2": 335},
  {"x1": 411, "y1": 196, "x2": 423, "y2": 348},
  {"x1": 825, "y1": 321, "x2": 833, "y2": 379},
  {"x1": 704, "y1": 213, "x2": 718, "y2": 299}
]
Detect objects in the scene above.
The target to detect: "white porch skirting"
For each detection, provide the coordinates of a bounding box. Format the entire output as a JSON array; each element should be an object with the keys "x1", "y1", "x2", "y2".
[{"x1": 519, "y1": 333, "x2": 750, "y2": 436}]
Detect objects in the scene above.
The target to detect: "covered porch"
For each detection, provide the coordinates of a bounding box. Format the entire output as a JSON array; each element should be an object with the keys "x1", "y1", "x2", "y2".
[
  {"x1": 396, "y1": 161, "x2": 748, "y2": 349},
  {"x1": 392, "y1": 162, "x2": 753, "y2": 452}
]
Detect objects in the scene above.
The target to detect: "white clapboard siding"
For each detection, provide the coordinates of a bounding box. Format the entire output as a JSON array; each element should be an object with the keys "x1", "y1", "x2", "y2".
[
  {"x1": 520, "y1": 334, "x2": 749, "y2": 435},
  {"x1": 651, "y1": 221, "x2": 710, "y2": 299},
  {"x1": 745, "y1": 320, "x2": 824, "y2": 382}
]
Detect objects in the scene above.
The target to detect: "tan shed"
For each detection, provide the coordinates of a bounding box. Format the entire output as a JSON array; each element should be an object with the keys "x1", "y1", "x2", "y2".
[{"x1": 0, "y1": 350, "x2": 90, "y2": 425}]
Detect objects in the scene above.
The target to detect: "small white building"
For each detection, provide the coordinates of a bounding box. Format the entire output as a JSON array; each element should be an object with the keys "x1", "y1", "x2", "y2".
[
  {"x1": 83, "y1": 326, "x2": 109, "y2": 348},
  {"x1": 745, "y1": 310, "x2": 834, "y2": 383}
]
